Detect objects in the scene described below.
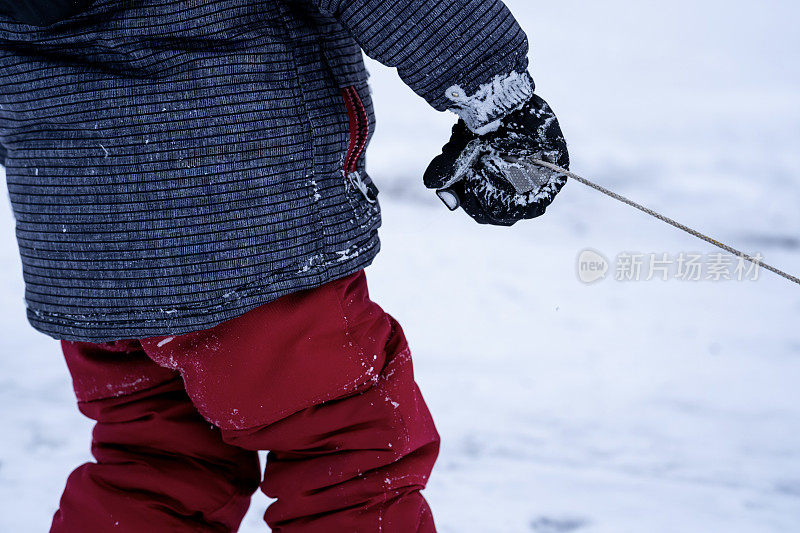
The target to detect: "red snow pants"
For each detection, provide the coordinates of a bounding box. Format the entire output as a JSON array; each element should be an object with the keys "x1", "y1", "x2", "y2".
[{"x1": 52, "y1": 271, "x2": 440, "y2": 532}]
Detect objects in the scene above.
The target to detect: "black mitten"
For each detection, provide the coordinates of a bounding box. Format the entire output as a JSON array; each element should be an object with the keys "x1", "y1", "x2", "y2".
[{"x1": 424, "y1": 95, "x2": 570, "y2": 226}]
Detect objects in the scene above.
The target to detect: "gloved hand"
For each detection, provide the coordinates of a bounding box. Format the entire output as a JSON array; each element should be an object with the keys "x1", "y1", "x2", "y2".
[{"x1": 424, "y1": 94, "x2": 570, "y2": 226}]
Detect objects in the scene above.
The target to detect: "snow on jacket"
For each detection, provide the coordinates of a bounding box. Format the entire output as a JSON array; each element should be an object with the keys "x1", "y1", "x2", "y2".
[{"x1": 0, "y1": 0, "x2": 531, "y2": 341}]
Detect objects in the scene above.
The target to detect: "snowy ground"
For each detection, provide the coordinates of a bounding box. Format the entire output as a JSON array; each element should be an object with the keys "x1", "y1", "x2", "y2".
[{"x1": 2, "y1": 1, "x2": 800, "y2": 531}]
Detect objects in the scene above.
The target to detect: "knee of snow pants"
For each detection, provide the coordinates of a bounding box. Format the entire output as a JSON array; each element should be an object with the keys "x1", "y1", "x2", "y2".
[
  {"x1": 55, "y1": 341, "x2": 261, "y2": 533},
  {"x1": 140, "y1": 270, "x2": 441, "y2": 532},
  {"x1": 140, "y1": 271, "x2": 398, "y2": 431}
]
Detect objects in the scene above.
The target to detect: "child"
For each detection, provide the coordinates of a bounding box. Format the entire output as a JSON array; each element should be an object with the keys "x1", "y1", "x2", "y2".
[{"x1": 0, "y1": 0, "x2": 568, "y2": 530}]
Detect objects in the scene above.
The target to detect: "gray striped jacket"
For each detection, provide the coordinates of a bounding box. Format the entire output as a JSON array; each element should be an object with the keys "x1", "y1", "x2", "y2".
[{"x1": 0, "y1": 0, "x2": 531, "y2": 341}]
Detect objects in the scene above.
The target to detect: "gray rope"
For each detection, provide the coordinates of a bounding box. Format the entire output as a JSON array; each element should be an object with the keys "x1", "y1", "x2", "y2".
[{"x1": 530, "y1": 159, "x2": 800, "y2": 286}]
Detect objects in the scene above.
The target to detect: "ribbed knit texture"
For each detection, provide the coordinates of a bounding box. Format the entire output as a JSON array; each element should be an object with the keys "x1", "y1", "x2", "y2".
[{"x1": 0, "y1": 0, "x2": 528, "y2": 341}]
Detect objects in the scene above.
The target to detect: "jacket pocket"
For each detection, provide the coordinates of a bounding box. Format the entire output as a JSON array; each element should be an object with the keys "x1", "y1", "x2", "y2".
[{"x1": 341, "y1": 85, "x2": 377, "y2": 206}]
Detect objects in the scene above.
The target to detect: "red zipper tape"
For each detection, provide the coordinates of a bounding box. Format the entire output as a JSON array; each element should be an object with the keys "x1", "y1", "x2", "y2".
[{"x1": 341, "y1": 86, "x2": 369, "y2": 175}]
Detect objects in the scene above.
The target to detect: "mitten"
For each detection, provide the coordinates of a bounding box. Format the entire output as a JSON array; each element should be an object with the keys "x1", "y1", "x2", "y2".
[{"x1": 425, "y1": 81, "x2": 569, "y2": 226}]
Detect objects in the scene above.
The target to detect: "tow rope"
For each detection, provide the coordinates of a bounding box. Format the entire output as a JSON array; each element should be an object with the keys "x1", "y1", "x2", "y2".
[{"x1": 530, "y1": 159, "x2": 800, "y2": 286}]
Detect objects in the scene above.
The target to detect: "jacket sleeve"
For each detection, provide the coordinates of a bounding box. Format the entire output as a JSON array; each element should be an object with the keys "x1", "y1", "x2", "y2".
[{"x1": 311, "y1": 0, "x2": 535, "y2": 133}]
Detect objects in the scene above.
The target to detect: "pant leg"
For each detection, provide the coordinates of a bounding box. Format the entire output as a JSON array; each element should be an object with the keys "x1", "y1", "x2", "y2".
[
  {"x1": 53, "y1": 339, "x2": 261, "y2": 533},
  {"x1": 141, "y1": 271, "x2": 440, "y2": 532}
]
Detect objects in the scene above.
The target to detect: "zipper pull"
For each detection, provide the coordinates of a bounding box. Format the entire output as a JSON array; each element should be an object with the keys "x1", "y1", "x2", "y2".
[{"x1": 347, "y1": 171, "x2": 377, "y2": 204}]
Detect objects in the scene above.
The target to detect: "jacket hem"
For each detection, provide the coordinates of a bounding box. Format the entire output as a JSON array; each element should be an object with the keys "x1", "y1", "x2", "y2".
[{"x1": 27, "y1": 235, "x2": 381, "y2": 342}]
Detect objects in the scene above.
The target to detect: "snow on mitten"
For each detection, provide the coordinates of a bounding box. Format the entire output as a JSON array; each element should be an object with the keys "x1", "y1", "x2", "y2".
[{"x1": 424, "y1": 73, "x2": 569, "y2": 226}]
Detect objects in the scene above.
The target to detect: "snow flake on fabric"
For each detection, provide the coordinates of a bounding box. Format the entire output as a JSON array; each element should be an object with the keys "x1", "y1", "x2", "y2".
[{"x1": 445, "y1": 71, "x2": 534, "y2": 135}]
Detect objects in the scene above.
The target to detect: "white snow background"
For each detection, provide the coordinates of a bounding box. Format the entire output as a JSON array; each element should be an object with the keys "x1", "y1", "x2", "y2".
[{"x1": 1, "y1": 1, "x2": 799, "y2": 531}]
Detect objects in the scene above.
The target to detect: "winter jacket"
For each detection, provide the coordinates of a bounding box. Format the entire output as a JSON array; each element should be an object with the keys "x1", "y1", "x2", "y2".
[{"x1": 0, "y1": 0, "x2": 532, "y2": 341}]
